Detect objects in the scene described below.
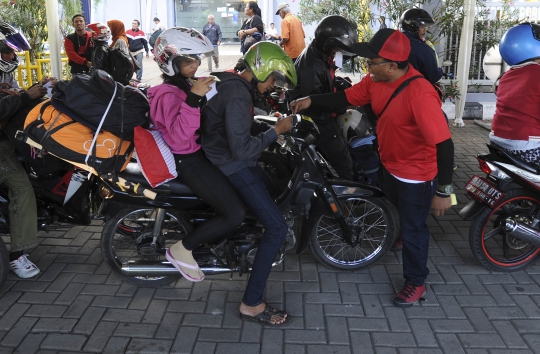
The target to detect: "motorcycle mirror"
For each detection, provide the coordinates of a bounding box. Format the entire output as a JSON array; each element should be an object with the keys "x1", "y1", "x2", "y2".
[
  {"x1": 483, "y1": 45, "x2": 510, "y2": 83},
  {"x1": 442, "y1": 60, "x2": 453, "y2": 67}
]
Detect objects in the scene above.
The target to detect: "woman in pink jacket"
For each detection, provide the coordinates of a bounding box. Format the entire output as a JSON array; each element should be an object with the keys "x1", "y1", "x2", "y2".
[{"x1": 148, "y1": 27, "x2": 246, "y2": 282}]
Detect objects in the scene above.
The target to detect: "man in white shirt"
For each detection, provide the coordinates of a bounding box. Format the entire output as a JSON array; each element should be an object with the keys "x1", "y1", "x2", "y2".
[
  {"x1": 152, "y1": 17, "x2": 166, "y2": 32},
  {"x1": 266, "y1": 23, "x2": 279, "y2": 43}
]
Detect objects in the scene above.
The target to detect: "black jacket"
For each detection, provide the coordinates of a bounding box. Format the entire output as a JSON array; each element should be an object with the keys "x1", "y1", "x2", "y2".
[
  {"x1": 91, "y1": 41, "x2": 112, "y2": 74},
  {"x1": 404, "y1": 31, "x2": 443, "y2": 84},
  {"x1": 201, "y1": 72, "x2": 277, "y2": 176},
  {"x1": 0, "y1": 92, "x2": 32, "y2": 141},
  {"x1": 288, "y1": 43, "x2": 337, "y2": 121}
]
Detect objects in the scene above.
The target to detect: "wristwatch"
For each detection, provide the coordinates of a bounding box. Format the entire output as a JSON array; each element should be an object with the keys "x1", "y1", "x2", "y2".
[{"x1": 437, "y1": 184, "x2": 454, "y2": 194}]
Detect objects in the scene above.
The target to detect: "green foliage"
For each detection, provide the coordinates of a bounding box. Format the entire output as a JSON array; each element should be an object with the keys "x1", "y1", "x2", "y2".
[{"x1": 441, "y1": 79, "x2": 461, "y2": 101}]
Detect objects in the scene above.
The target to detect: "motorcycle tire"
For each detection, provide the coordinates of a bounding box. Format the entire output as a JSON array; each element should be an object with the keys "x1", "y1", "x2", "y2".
[
  {"x1": 469, "y1": 189, "x2": 540, "y2": 272},
  {"x1": 0, "y1": 237, "x2": 8, "y2": 290},
  {"x1": 309, "y1": 196, "x2": 395, "y2": 270},
  {"x1": 257, "y1": 151, "x2": 292, "y2": 192},
  {"x1": 101, "y1": 208, "x2": 192, "y2": 286}
]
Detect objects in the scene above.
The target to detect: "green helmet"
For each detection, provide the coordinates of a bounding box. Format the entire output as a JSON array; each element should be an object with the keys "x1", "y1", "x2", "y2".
[{"x1": 244, "y1": 42, "x2": 297, "y2": 88}]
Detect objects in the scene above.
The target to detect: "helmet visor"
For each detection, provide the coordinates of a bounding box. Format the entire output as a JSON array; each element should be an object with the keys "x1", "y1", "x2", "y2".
[
  {"x1": 261, "y1": 57, "x2": 297, "y2": 88},
  {"x1": 5, "y1": 33, "x2": 30, "y2": 51}
]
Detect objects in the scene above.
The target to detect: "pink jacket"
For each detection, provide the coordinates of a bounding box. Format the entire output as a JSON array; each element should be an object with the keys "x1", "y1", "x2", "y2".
[{"x1": 148, "y1": 84, "x2": 201, "y2": 154}]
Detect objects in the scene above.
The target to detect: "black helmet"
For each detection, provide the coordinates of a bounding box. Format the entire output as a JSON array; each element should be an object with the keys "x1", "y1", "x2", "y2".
[
  {"x1": 314, "y1": 15, "x2": 358, "y2": 56},
  {"x1": 399, "y1": 9, "x2": 435, "y2": 33}
]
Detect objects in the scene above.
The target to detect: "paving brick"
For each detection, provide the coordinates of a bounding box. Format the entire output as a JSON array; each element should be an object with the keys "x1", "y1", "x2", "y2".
[
  {"x1": 461, "y1": 275, "x2": 489, "y2": 295},
  {"x1": 338, "y1": 282, "x2": 360, "y2": 304},
  {"x1": 409, "y1": 319, "x2": 438, "y2": 347},
  {"x1": 102, "y1": 336, "x2": 130, "y2": 354},
  {"x1": 192, "y1": 341, "x2": 217, "y2": 354},
  {"x1": 430, "y1": 319, "x2": 475, "y2": 333},
  {"x1": 284, "y1": 344, "x2": 306, "y2": 354},
  {"x1": 25, "y1": 305, "x2": 67, "y2": 318},
  {"x1": 72, "y1": 307, "x2": 106, "y2": 335},
  {"x1": 53, "y1": 282, "x2": 85, "y2": 305},
  {"x1": 458, "y1": 333, "x2": 506, "y2": 348},
  {"x1": 38, "y1": 263, "x2": 66, "y2": 282},
  {"x1": 503, "y1": 284, "x2": 540, "y2": 295},
  {"x1": 483, "y1": 284, "x2": 515, "y2": 306},
  {"x1": 18, "y1": 292, "x2": 58, "y2": 305},
  {"x1": 31, "y1": 318, "x2": 77, "y2": 333},
  {"x1": 435, "y1": 333, "x2": 466, "y2": 354},
  {"x1": 360, "y1": 295, "x2": 385, "y2": 318},
  {"x1": 92, "y1": 295, "x2": 132, "y2": 309},
  {"x1": 284, "y1": 281, "x2": 320, "y2": 292},
  {"x1": 437, "y1": 264, "x2": 463, "y2": 284},
  {"x1": 350, "y1": 332, "x2": 374, "y2": 354},
  {"x1": 371, "y1": 332, "x2": 416, "y2": 347},
  {"x1": 323, "y1": 304, "x2": 364, "y2": 317},
  {"x1": 304, "y1": 304, "x2": 325, "y2": 329},
  {"x1": 326, "y1": 316, "x2": 349, "y2": 345},
  {"x1": 512, "y1": 319, "x2": 540, "y2": 334},
  {"x1": 141, "y1": 299, "x2": 168, "y2": 324},
  {"x1": 69, "y1": 232, "x2": 92, "y2": 246},
  {"x1": 40, "y1": 333, "x2": 87, "y2": 351},
  {"x1": 168, "y1": 300, "x2": 206, "y2": 313},
  {"x1": 0, "y1": 304, "x2": 30, "y2": 331},
  {"x1": 155, "y1": 312, "x2": 182, "y2": 340},
  {"x1": 214, "y1": 343, "x2": 262, "y2": 354},
  {"x1": 492, "y1": 320, "x2": 529, "y2": 349},
  {"x1": 384, "y1": 306, "x2": 410, "y2": 332},
  {"x1": 260, "y1": 329, "x2": 283, "y2": 354},
  {"x1": 10, "y1": 281, "x2": 48, "y2": 293},
  {"x1": 319, "y1": 272, "x2": 339, "y2": 293},
  {"x1": 306, "y1": 345, "x2": 351, "y2": 354},
  {"x1": 80, "y1": 284, "x2": 119, "y2": 296},
  {"x1": 285, "y1": 292, "x2": 304, "y2": 318},
  {"x1": 347, "y1": 318, "x2": 388, "y2": 331},
  {"x1": 522, "y1": 334, "x2": 540, "y2": 352},
  {"x1": 285, "y1": 329, "x2": 327, "y2": 344},
  {"x1": 116, "y1": 282, "x2": 138, "y2": 297},
  {"x1": 437, "y1": 295, "x2": 466, "y2": 318},
  {"x1": 102, "y1": 309, "x2": 145, "y2": 323},
  {"x1": 0, "y1": 317, "x2": 38, "y2": 348},
  {"x1": 0, "y1": 292, "x2": 22, "y2": 316},
  {"x1": 114, "y1": 323, "x2": 157, "y2": 338},
  {"x1": 153, "y1": 288, "x2": 192, "y2": 301},
  {"x1": 129, "y1": 288, "x2": 155, "y2": 310},
  {"x1": 182, "y1": 313, "x2": 223, "y2": 327},
  {"x1": 221, "y1": 302, "x2": 242, "y2": 329},
  {"x1": 483, "y1": 306, "x2": 526, "y2": 320},
  {"x1": 124, "y1": 338, "x2": 173, "y2": 354},
  {"x1": 170, "y1": 326, "x2": 199, "y2": 354},
  {"x1": 512, "y1": 295, "x2": 540, "y2": 319},
  {"x1": 64, "y1": 295, "x2": 94, "y2": 319},
  {"x1": 11, "y1": 332, "x2": 46, "y2": 354},
  {"x1": 357, "y1": 284, "x2": 394, "y2": 295}
]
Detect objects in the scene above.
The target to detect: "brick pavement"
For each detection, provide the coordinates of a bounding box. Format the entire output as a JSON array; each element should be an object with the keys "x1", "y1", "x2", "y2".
[{"x1": 2, "y1": 48, "x2": 540, "y2": 353}]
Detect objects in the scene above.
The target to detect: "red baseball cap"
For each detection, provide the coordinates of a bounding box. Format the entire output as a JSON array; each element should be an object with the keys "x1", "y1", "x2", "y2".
[{"x1": 352, "y1": 29, "x2": 410, "y2": 62}]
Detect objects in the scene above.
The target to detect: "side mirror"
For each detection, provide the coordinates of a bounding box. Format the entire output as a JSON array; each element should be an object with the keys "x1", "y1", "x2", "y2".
[{"x1": 442, "y1": 60, "x2": 453, "y2": 67}]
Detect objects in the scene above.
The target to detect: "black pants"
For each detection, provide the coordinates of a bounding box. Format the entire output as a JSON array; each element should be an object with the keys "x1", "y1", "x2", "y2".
[
  {"x1": 313, "y1": 118, "x2": 354, "y2": 180},
  {"x1": 174, "y1": 150, "x2": 246, "y2": 250}
]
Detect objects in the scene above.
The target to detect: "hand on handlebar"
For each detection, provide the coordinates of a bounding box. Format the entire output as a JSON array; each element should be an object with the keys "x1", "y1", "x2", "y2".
[
  {"x1": 289, "y1": 97, "x2": 311, "y2": 115},
  {"x1": 273, "y1": 116, "x2": 292, "y2": 135},
  {"x1": 26, "y1": 84, "x2": 47, "y2": 99}
]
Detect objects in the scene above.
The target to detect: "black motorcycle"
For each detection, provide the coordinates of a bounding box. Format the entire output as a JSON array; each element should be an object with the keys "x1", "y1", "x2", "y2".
[
  {"x1": 98, "y1": 115, "x2": 397, "y2": 286},
  {"x1": 460, "y1": 143, "x2": 540, "y2": 271}
]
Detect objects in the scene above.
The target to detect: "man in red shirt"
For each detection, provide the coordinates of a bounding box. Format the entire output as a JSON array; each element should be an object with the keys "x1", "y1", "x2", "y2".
[
  {"x1": 64, "y1": 14, "x2": 94, "y2": 76},
  {"x1": 291, "y1": 29, "x2": 454, "y2": 307}
]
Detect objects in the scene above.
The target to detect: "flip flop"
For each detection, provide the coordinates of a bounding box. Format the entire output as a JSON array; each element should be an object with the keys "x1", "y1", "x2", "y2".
[
  {"x1": 165, "y1": 249, "x2": 204, "y2": 282},
  {"x1": 239, "y1": 304, "x2": 292, "y2": 326}
]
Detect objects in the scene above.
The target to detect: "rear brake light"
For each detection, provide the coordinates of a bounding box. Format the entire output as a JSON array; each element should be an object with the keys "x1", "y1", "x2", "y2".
[{"x1": 477, "y1": 157, "x2": 491, "y2": 174}]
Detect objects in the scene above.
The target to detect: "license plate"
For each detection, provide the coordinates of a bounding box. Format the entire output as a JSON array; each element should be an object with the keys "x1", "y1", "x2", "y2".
[{"x1": 464, "y1": 175, "x2": 504, "y2": 207}]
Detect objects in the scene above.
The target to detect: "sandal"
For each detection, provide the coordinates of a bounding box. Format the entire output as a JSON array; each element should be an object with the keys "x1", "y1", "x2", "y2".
[
  {"x1": 239, "y1": 304, "x2": 292, "y2": 326},
  {"x1": 166, "y1": 249, "x2": 204, "y2": 282}
]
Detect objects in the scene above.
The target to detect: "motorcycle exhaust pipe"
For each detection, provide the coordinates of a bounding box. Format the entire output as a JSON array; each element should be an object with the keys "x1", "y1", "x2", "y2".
[
  {"x1": 504, "y1": 218, "x2": 540, "y2": 248},
  {"x1": 121, "y1": 261, "x2": 239, "y2": 276}
]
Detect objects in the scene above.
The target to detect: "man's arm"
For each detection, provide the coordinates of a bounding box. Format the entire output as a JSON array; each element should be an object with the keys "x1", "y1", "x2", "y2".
[
  {"x1": 432, "y1": 138, "x2": 454, "y2": 215},
  {"x1": 279, "y1": 21, "x2": 289, "y2": 47},
  {"x1": 217, "y1": 24, "x2": 222, "y2": 44},
  {"x1": 142, "y1": 34, "x2": 150, "y2": 56}
]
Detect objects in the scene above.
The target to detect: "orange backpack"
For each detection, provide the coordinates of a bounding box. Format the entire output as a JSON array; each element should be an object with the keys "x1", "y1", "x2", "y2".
[{"x1": 24, "y1": 100, "x2": 133, "y2": 174}]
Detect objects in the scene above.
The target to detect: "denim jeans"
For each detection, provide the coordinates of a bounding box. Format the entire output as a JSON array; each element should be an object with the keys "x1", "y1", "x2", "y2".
[
  {"x1": 228, "y1": 165, "x2": 288, "y2": 307},
  {"x1": 0, "y1": 140, "x2": 37, "y2": 252},
  {"x1": 134, "y1": 52, "x2": 143, "y2": 81},
  {"x1": 383, "y1": 167, "x2": 437, "y2": 286}
]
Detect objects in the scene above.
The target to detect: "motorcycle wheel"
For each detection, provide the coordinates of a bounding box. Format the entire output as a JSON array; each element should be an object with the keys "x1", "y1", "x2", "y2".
[
  {"x1": 469, "y1": 189, "x2": 540, "y2": 272},
  {"x1": 257, "y1": 151, "x2": 292, "y2": 192},
  {"x1": 101, "y1": 208, "x2": 192, "y2": 286},
  {"x1": 309, "y1": 197, "x2": 395, "y2": 270},
  {"x1": 0, "y1": 237, "x2": 8, "y2": 290}
]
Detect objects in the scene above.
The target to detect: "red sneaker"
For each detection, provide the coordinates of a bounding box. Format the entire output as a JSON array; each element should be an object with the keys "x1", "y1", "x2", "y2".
[
  {"x1": 393, "y1": 283, "x2": 426, "y2": 307},
  {"x1": 391, "y1": 237, "x2": 403, "y2": 252}
]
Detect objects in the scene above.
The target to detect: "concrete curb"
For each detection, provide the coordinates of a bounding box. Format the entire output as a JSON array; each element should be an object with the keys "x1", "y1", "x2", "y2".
[{"x1": 443, "y1": 102, "x2": 495, "y2": 120}]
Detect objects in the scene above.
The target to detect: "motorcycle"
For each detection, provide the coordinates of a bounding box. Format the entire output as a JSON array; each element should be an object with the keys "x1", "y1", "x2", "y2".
[
  {"x1": 459, "y1": 143, "x2": 540, "y2": 271},
  {"x1": 97, "y1": 114, "x2": 397, "y2": 286}
]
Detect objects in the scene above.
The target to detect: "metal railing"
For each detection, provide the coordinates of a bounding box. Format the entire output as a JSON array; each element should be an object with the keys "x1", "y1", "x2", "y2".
[{"x1": 14, "y1": 51, "x2": 70, "y2": 89}]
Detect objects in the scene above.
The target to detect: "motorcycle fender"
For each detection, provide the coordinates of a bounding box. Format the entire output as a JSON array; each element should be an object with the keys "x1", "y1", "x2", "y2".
[
  {"x1": 459, "y1": 200, "x2": 486, "y2": 220},
  {"x1": 329, "y1": 180, "x2": 385, "y2": 198}
]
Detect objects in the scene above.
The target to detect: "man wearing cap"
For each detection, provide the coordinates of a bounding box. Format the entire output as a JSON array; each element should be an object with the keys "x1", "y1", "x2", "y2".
[
  {"x1": 276, "y1": 2, "x2": 305, "y2": 61},
  {"x1": 290, "y1": 28, "x2": 454, "y2": 308}
]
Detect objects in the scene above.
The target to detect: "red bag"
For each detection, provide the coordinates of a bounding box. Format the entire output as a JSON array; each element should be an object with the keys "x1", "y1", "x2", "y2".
[{"x1": 133, "y1": 126, "x2": 177, "y2": 188}]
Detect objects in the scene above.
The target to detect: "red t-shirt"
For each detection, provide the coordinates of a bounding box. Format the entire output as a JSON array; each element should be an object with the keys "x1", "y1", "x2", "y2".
[
  {"x1": 345, "y1": 65, "x2": 450, "y2": 181},
  {"x1": 492, "y1": 63, "x2": 540, "y2": 141}
]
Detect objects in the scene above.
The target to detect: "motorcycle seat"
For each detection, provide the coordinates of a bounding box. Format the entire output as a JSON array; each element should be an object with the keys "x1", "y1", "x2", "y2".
[
  {"x1": 117, "y1": 172, "x2": 196, "y2": 196},
  {"x1": 488, "y1": 143, "x2": 540, "y2": 175}
]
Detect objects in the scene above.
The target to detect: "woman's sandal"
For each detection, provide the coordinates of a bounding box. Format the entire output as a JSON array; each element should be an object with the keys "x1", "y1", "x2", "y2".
[
  {"x1": 166, "y1": 249, "x2": 204, "y2": 282},
  {"x1": 239, "y1": 304, "x2": 292, "y2": 326}
]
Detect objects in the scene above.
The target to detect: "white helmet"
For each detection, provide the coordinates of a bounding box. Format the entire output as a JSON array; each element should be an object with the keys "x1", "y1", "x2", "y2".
[
  {"x1": 336, "y1": 109, "x2": 374, "y2": 142},
  {"x1": 88, "y1": 23, "x2": 111, "y2": 41},
  {"x1": 154, "y1": 27, "x2": 214, "y2": 76}
]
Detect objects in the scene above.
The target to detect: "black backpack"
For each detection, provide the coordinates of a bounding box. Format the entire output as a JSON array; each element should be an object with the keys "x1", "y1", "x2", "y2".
[
  {"x1": 109, "y1": 48, "x2": 141, "y2": 85},
  {"x1": 51, "y1": 70, "x2": 149, "y2": 139}
]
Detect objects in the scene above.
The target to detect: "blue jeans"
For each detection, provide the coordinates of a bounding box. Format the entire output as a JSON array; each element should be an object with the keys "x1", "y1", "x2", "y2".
[
  {"x1": 383, "y1": 167, "x2": 437, "y2": 286},
  {"x1": 228, "y1": 166, "x2": 288, "y2": 307},
  {"x1": 134, "y1": 52, "x2": 143, "y2": 81}
]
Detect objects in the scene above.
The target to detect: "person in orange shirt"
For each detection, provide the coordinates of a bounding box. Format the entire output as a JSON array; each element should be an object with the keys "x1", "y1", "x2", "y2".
[{"x1": 276, "y1": 2, "x2": 305, "y2": 61}]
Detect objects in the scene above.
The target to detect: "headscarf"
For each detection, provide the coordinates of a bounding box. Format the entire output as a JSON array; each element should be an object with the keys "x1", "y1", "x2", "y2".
[{"x1": 107, "y1": 19, "x2": 129, "y2": 48}]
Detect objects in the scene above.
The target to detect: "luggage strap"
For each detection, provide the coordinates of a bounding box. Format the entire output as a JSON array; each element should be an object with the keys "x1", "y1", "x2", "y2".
[{"x1": 85, "y1": 83, "x2": 117, "y2": 166}]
